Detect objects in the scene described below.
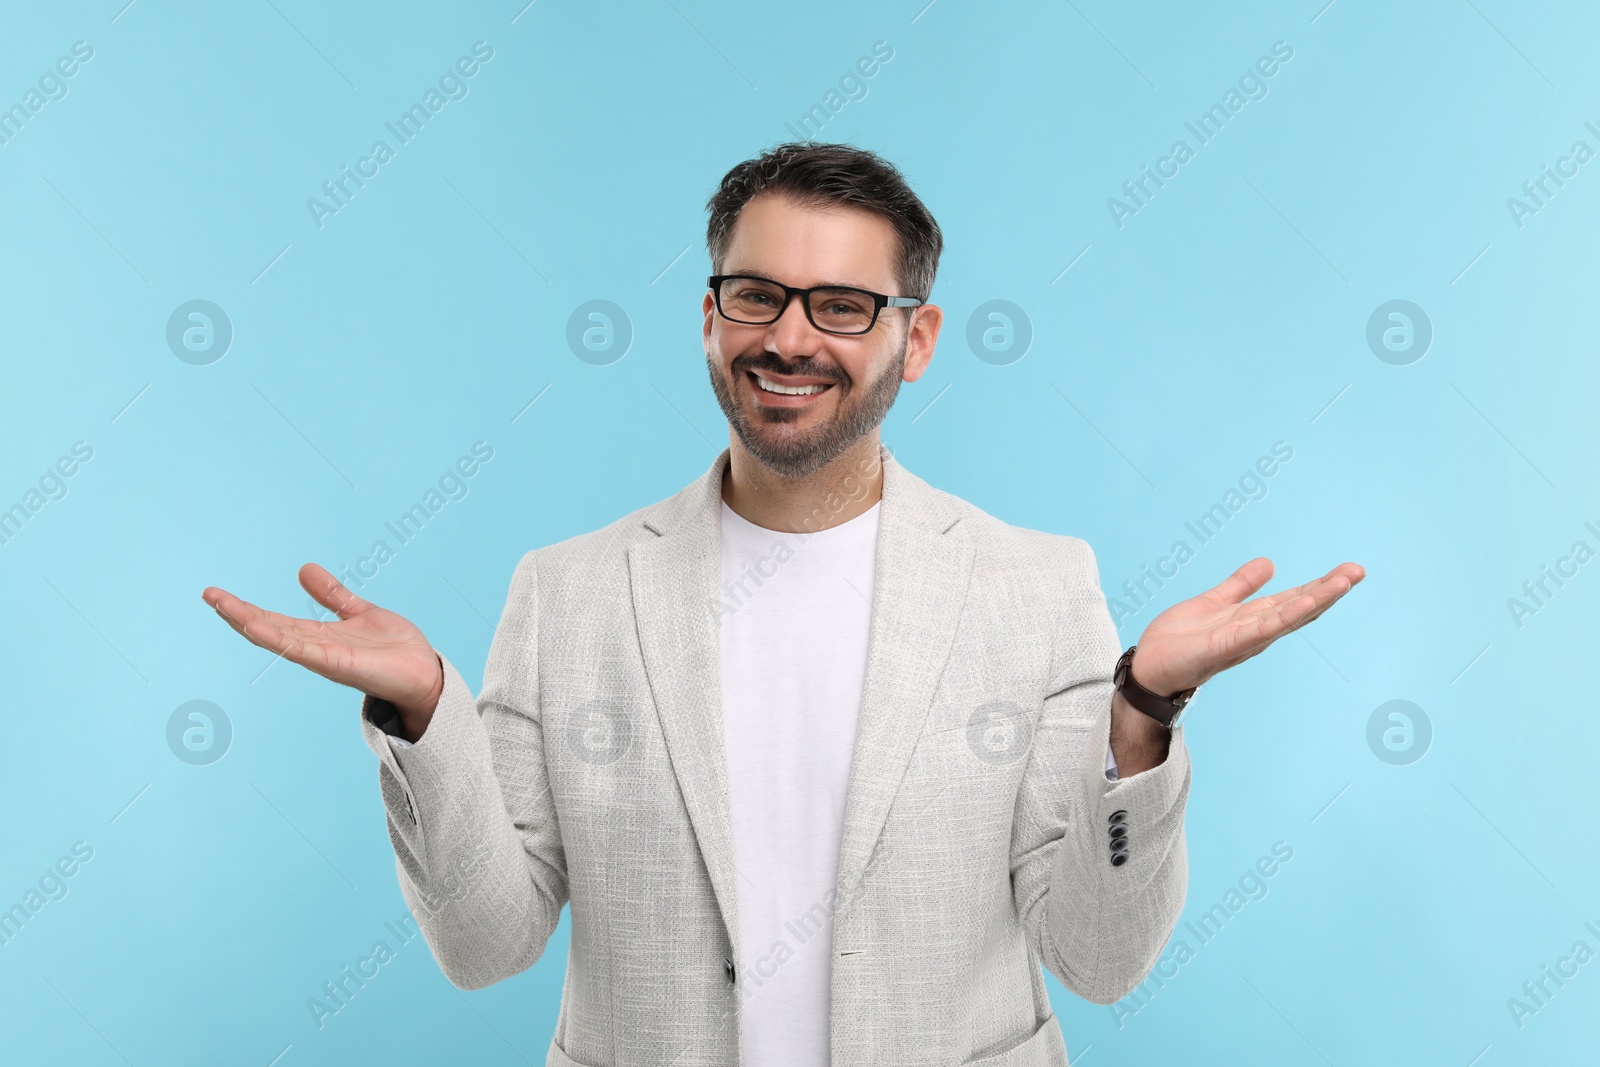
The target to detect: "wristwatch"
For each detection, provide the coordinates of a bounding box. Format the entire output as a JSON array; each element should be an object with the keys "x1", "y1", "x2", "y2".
[{"x1": 1113, "y1": 645, "x2": 1197, "y2": 729}]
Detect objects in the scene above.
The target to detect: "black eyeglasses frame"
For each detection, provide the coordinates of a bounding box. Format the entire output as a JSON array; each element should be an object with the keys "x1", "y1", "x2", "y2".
[{"x1": 707, "y1": 274, "x2": 924, "y2": 336}]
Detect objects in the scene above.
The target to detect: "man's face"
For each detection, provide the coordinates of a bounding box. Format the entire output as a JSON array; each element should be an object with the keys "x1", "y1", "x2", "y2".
[{"x1": 703, "y1": 193, "x2": 940, "y2": 479}]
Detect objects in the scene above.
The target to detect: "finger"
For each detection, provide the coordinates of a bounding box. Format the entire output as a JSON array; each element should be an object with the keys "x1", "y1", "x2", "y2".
[
  {"x1": 1282, "y1": 575, "x2": 1360, "y2": 634},
  {"x1": 207, "y1": 591, "x2": 292, "y2": 650},
  {"x1": 1245, "y1": 580, "x2": 1326, "y2": 616},
  {"x1": 1222, "y1": 571, "x2": 1361, "y2": 659},
  {"x1": 1285, "y1": 567, "x2": 1362, "y2": 619},
  {"x1": 1203, "y1": 557, "x2": 1275, "y2": 605},
  {"x1": 206, "y1": 588, "x2": 327, "y2": 647},
  {"x1": 229, "y1": 609, "x2": 294, "y2": 657},
  {"x1": 202, "y1": 587, "x2": 233, "y2": 617},
  {"x1": 1243, "y1": 563, "x2": 1365, "y2": 615},
  {"x1": 298, "y1": 563, "x2": 375, "y2": 621},
  {"x1": 217, "y1": 609, "x2": 253, "y2": 641},
  {"x1": 200, "y1": 586, "x2": 235, "y2": 612},
  {"x1": 228, "y1": 605, "x2": 338, "y2": 672},
  {"x1": 1304, "y1": 562, "x2": 1366, "y2": 591},
  {"x1": 204, "y1": 587, "x2": 266, "y2": 633}
]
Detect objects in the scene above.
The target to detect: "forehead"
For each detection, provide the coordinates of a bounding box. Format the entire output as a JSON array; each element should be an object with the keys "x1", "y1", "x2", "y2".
[{"x1": 723, "y1": 192, "x2": 899, "y2": 291}]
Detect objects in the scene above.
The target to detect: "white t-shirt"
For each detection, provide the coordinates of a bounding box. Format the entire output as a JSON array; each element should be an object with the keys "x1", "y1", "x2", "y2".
[{"x1": 719, "y1": 499, "x2": 882, "y2": 1066}]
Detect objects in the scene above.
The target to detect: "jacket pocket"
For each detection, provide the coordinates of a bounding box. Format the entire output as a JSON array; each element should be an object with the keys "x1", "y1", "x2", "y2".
[
  {"x1": 545, "y1": 1037, "x2": 601, "y2": 1067},
  {"x1": 960, "y1": 1012, "x2": 1067, "y2": 1066}
]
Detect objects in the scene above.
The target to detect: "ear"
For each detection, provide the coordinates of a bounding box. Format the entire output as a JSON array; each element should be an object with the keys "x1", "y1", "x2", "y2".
[
  {"x1": 702, "y1": 291, "x2": 716, "y2": 354},
  {"x1": 900, "y1": 304, "x2": 943, "y2": 383}
]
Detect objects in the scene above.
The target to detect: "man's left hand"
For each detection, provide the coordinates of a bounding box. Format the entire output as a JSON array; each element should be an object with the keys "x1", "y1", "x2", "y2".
[
  {"x1": 1106, "y1": 557, "x2": 1364, "y2": 778},
  {"x1": 1131, "y1": 557, "x2": 1367, "y2": 699}
]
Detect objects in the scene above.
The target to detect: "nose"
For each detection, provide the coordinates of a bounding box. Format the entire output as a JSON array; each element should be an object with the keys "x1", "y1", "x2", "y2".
[{"x1": 765, "y1": 291, "x2": 823, "y2": 354}]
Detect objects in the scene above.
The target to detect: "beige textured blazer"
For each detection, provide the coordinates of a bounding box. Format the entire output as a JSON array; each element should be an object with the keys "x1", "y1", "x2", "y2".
[{"x1": 359, "y1": 444, "x2": 1191, "y2": 1066}]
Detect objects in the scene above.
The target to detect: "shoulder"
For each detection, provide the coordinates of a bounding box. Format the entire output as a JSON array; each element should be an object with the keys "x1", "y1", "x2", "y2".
[
  {"x1": 505, "y1": 458, "x2": 720, "y2": 594},
  {"x1": 910, "y1": 474, "x2": 1104, "y2": 595},
  {"x1": 508, "y1": 498, "x2": 660, "y2": 590},
  {"x1": 915, "y1": 477, "x2": 1120, "y2": 678}
]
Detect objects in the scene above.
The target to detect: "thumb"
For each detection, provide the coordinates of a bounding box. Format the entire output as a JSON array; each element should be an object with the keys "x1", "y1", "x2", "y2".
[{"x1": 298, "y1": 563, "x2": 374, "y2": 620}]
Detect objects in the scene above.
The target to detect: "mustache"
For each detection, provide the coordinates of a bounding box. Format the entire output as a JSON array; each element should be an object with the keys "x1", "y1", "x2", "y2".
[{"x1": 730, "y1": 352, "x2": 847, "y2": 385}]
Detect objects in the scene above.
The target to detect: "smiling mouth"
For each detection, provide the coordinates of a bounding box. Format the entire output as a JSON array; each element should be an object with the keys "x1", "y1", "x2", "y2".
[{"x1": 747, "y1": 370, "x2": 836, "y2": 404}]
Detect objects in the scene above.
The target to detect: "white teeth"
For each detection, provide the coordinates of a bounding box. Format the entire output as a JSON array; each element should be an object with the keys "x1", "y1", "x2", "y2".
[{"x1": 754, "y1": 374, "x2": 827, "y2": 396}]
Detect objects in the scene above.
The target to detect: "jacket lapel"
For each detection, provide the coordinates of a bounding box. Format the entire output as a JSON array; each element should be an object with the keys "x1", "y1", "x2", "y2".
[
  {"x1": 833, "y1": 446, "x2": 975, "y2": 907},
  {"x1": 627, "y1": 450, "x2": 742, "y2": 956},
  {"x1": 626, "y1": 444, "x2": 977, "y2": 957}
]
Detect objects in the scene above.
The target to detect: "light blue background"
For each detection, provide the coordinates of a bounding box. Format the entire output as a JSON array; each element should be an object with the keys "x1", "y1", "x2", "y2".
[{"x1": 2, "y1": 1, "x2": 1595, "y2": 1063}]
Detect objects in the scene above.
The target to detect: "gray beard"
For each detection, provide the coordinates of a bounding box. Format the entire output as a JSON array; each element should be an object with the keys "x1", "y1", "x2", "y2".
[{"x1": 706, "y1": 336, "x2": 907, "y2": 479}]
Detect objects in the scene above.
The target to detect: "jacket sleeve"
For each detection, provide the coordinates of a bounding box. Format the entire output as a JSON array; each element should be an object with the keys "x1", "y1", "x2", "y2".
[
  {"x1": 1010, "y1": 537, "x2": 1191, "y2": 1004},
  {"x1": 357, "y1": 549, "x2": 569, "y2": 990}
]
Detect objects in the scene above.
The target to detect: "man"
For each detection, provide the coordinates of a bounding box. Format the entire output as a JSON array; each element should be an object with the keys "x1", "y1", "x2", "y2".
[{"x1": 203, "y1": 143, "x2": 1362, "y2": 1066}]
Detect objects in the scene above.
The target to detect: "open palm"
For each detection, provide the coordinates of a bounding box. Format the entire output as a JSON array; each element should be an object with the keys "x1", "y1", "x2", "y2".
[
  {"x1": 1131, "y1": 557, "x2": 1366, "y2": 697},
  {"x1": 201, "y1": 563, "x2": 442, "y2": 718}
]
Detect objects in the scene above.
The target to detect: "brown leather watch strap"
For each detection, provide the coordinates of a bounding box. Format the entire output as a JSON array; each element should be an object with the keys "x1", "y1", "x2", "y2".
[{"x1": 1113, "y1": 645, "x2": 1196, "y2": 729}]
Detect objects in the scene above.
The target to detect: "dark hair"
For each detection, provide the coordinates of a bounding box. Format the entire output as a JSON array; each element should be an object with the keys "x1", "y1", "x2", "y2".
[{"x1": 705, "y1": 142, "x2": 943, "y2": 303}]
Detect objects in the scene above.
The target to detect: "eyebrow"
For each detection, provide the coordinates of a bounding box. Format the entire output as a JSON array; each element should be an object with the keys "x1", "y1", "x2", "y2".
[{"x1": 722, "y1": 268, "x2": 884, "y2": 292}]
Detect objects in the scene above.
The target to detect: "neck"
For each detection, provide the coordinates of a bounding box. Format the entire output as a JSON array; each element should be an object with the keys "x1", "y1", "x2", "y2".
[{"x1": 721, "y1": 430, "x2": 885, "y2": 533}]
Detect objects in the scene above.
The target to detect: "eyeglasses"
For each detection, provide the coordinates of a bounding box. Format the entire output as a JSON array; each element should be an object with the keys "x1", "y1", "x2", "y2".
[{"x1": 708, "y1": 274, "x2": 924, "y2": 336}]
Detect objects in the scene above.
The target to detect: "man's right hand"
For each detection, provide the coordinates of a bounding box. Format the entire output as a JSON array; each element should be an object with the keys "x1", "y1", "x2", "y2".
[{"x1": 202, "y1": 563, "x2": 444, "y2": 743}]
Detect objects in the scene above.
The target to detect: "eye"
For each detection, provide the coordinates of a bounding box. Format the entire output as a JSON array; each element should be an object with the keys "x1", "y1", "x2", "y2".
[{"x1": 730, "y1": 282, "x2": 780, "y2": 305}]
